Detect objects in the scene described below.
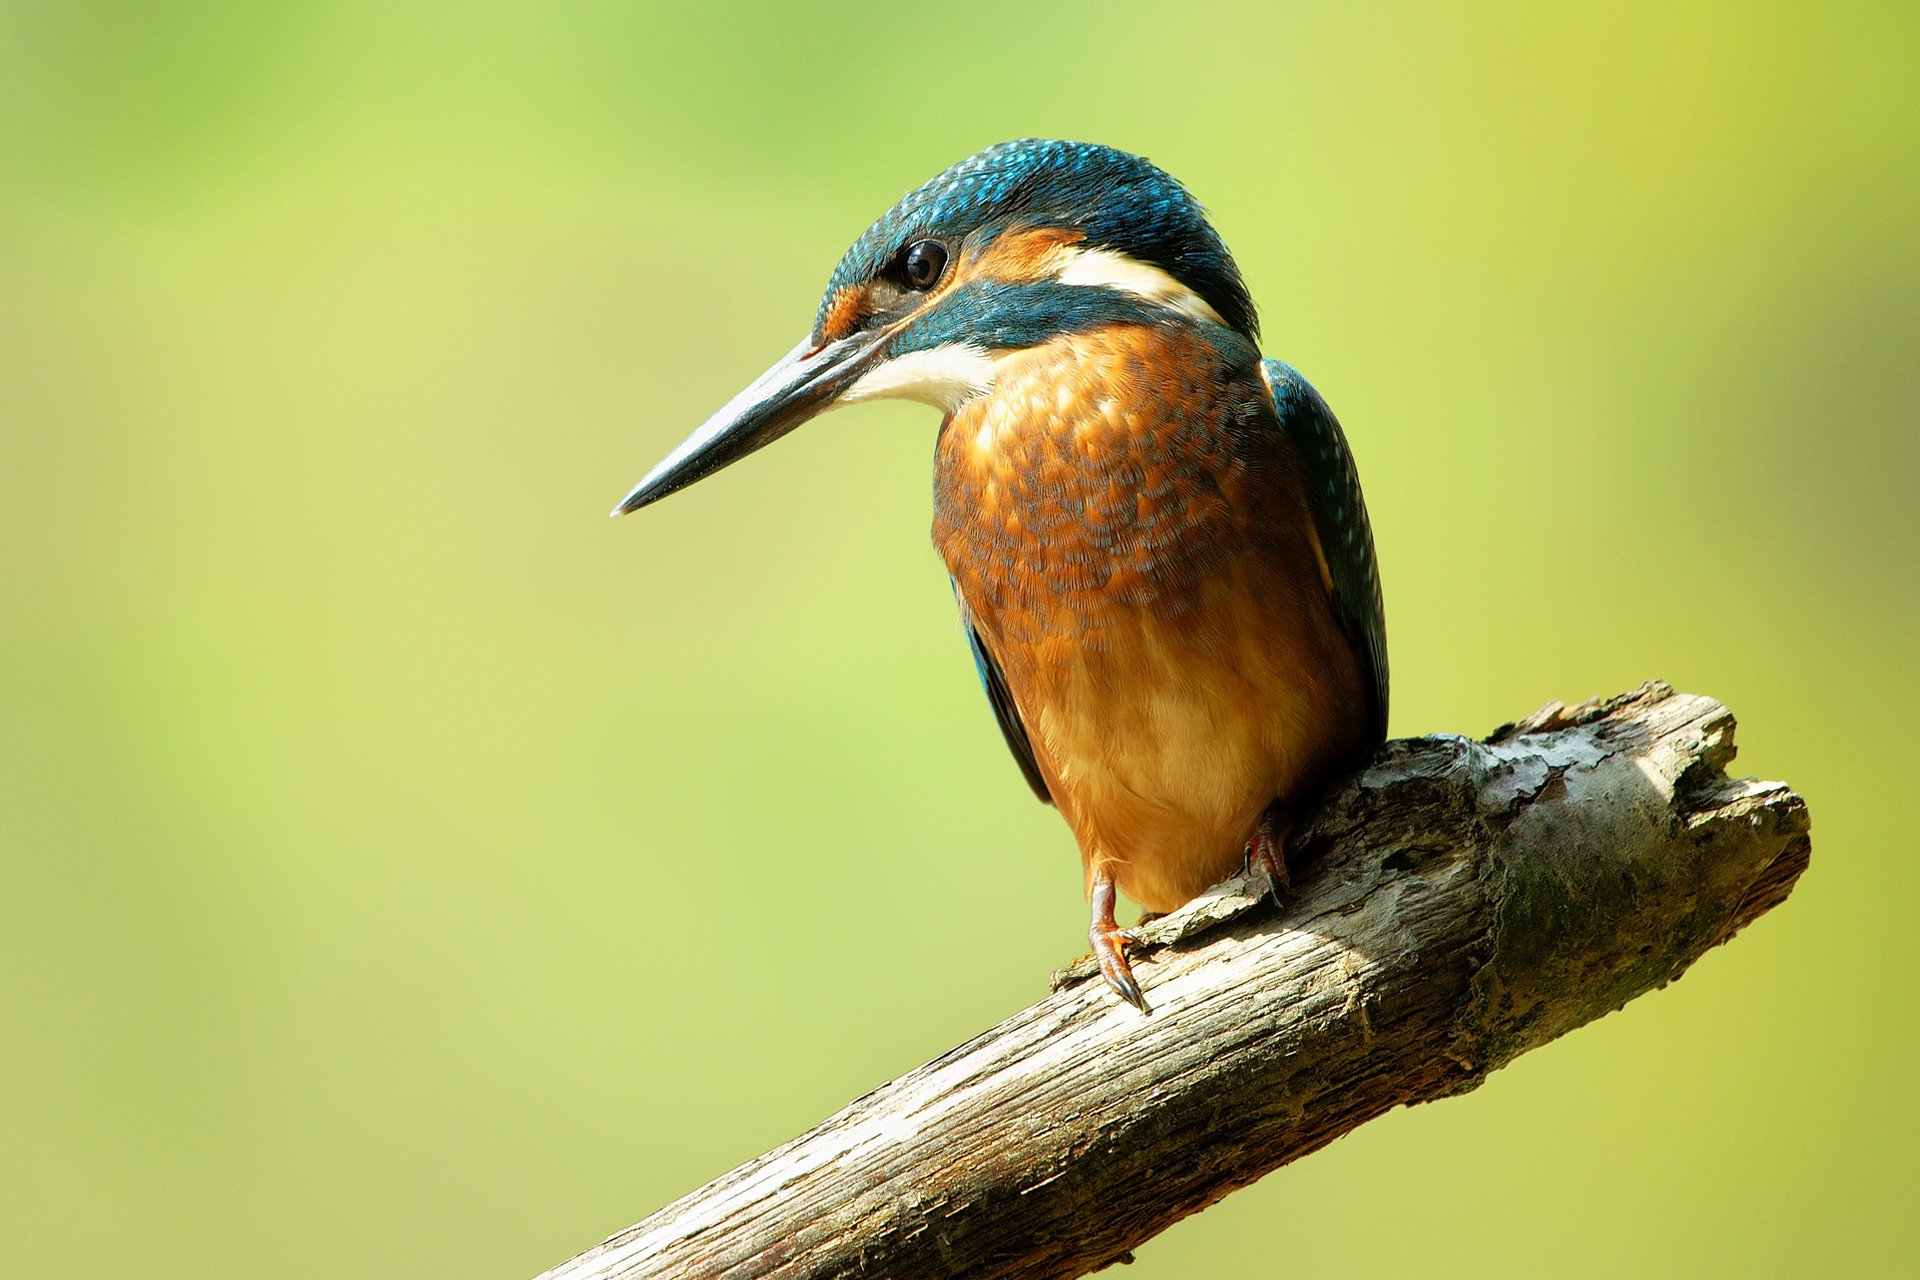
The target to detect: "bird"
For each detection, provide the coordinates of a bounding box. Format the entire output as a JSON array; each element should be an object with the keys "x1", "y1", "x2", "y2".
[{"x1": 613, "y1": 140, "x2": 1387, "y2": 1011}]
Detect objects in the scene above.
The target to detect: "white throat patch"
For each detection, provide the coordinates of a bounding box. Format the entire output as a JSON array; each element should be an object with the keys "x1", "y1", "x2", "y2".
[
  {"x1": 1052, "y1": 246, "x2": 1226, "y2": 327},
  {"x1": 838, "y1": 342, "x2": 997, "y2": 413}
]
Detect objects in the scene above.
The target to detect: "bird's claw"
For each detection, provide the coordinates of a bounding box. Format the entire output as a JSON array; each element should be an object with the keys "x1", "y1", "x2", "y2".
[
  {"x1": 1087, "y1": 870, "x2": 1150, "y2": 1011},
  {"x1": 1091, "y1": 922, "x2": 1149, "y2": 1013},
  {"x1": 1244, "y1": 809, "x2": 1292, "y2": 906}
]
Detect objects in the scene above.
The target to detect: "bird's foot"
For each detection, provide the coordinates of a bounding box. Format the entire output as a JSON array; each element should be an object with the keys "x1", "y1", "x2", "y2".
[
  {"x1": 1088, "y1": 870, "x2": 1149, "y2": 1013},
  {"x1": 1090, "y1": 919, "x2": 1147, "y2": 1012},
  {"x1": 1243, "y1": 806, "x2": 1292, "y2": 906}
]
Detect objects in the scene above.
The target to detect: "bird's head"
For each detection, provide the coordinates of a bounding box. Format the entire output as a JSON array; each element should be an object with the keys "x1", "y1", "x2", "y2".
[{"x1": 613, "y1": 139, "x2": 1254, "y2": 515}]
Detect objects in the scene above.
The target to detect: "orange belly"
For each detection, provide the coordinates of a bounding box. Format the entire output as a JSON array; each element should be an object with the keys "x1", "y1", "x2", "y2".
[
  {"x1": 1027, "y1": 592, "x2": 1361, "y2": 910},
  {"x1": 934, "y1": 324, "x2": 1368, "y2": 913}
]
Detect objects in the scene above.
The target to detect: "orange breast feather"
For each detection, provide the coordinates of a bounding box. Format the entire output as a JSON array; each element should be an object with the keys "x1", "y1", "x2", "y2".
[{"x1": 934, "y1": 324, "x2": 1367, "y2": 911}]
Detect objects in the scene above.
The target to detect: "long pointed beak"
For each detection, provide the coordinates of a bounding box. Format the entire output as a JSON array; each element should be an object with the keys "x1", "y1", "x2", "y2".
[{"x1": 611, "y1": 330, "x2": 890, "y2": 517}]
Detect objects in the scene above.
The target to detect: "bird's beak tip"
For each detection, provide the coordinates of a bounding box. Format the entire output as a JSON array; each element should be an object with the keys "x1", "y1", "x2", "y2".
[
  {"x1": 610, "y1": 474, "x2": 669, "y2": 519},
  {"x1": 609, "y1": 490, "x2": 650, "y2": 520}
]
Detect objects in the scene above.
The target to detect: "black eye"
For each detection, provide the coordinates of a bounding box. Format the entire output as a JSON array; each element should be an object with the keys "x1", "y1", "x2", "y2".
[{"x1": 902, "y1": 240, "x2": 948, "y2": 290}]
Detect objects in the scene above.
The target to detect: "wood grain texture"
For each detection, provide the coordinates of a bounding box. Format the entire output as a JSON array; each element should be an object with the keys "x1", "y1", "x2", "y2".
[{"x1": 537, "y1": 683, "x2": 1810, "y2": 1280}]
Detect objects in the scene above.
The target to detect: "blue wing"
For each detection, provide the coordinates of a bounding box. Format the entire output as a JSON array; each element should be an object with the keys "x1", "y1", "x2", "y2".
[
  {"x1": 952, "y1": 581, "x2": 1052, "y2": 804},
  {"x1": 1261, "y1": 359, "x2": 1390, "y2": 744}
]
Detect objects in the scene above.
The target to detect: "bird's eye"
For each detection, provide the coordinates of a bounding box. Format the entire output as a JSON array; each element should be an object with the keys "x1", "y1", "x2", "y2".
[{"x1": 902, "y1": 240, "x2": 948, "y2": 290}]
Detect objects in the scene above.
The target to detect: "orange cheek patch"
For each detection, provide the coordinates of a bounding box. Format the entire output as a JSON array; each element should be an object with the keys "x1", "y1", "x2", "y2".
[
  {"x1": 818, "y1": 286, "x2": 866, "y2": 340},
  {"x1": 963, "y1": 226, "x2": 1085, "y2": 284}
]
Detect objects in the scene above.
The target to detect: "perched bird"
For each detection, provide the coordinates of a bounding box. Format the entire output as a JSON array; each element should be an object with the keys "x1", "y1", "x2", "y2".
[{"x1": 615, "y1": 140, "x2": 1387, "y2": 1010}]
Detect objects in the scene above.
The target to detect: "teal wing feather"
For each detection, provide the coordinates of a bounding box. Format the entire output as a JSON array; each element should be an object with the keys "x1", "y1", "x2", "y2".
[
  {"x1": 952, "y1": 580, "x2": 1052, "y2": 804},
  {"x1": 1261, "y1": 359, "x2": 1390, "y2": 743}
]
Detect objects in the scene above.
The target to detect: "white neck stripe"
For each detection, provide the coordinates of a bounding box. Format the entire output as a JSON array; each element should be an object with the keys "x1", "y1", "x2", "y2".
[{"x1": 1051, "y1": 246, "x2": 1226, "y2": 327}]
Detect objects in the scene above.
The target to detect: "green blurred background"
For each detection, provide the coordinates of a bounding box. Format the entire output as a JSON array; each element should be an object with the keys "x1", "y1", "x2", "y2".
[{"x1": 3, "y1": 2, "x2": 1914, "y2": 1275}]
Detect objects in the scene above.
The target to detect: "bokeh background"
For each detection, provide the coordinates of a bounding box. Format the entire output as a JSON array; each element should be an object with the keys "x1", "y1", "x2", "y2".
[{"x1": 4, "y1": 2, "x2": 1915, "y2": 1276}]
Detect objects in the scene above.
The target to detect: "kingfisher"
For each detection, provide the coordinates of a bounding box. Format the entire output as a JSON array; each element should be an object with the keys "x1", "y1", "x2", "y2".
[{"x1": 614, "y1": 140, "x2": 1387, "y2": 1010}]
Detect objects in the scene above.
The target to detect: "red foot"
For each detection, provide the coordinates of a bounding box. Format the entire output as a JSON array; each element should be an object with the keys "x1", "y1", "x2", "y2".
[
  {"x1": 1088, "y1": 873, "x2": 1148, "y2": 1012},
  {"x1": 1244, "y1": 805, "x2": 1292, "y2": 904}
]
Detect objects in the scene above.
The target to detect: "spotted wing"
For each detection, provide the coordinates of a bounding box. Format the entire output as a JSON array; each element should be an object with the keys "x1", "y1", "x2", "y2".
[
  {"x1": 1261, "y1": 359, "x2": 1390, "y2": 743},
  {"x1": 952, "y1": 581, "x2": 1052, "y2": 804}
]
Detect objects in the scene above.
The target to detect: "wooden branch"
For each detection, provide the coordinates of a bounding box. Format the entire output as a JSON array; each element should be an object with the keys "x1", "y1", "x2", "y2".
[{"x1": 536, "y1": 683, "x2": 1810, "y2": 1280}]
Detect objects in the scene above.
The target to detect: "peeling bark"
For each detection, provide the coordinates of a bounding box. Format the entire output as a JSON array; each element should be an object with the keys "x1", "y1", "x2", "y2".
[{"x1": 536, "y1": 683, "x2": 1811, "y2": 1280}]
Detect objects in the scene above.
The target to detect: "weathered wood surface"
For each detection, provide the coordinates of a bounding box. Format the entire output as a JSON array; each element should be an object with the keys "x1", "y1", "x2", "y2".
[{"x1": 537, "y1": 683, "x2": 1810, "y2": 1280}]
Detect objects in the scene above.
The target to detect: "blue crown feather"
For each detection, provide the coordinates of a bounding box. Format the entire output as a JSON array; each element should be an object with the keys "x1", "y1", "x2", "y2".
[{"x1": 818, "y1": 140, "x2": 1257, "y2": 341}]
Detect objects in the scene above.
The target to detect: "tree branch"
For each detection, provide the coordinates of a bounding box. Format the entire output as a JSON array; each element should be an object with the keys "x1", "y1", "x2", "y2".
[{"x1": 536, "y1": 682, "x2": 1810, "y2": 1280}]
